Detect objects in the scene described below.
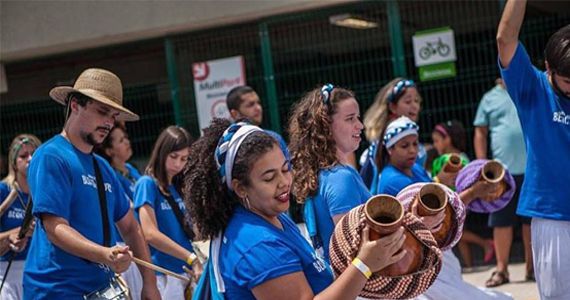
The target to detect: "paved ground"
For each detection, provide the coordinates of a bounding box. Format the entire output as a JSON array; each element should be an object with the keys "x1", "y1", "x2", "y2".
[{"x1": 462, "y1": 263, "x2": 539, "y2": 300}]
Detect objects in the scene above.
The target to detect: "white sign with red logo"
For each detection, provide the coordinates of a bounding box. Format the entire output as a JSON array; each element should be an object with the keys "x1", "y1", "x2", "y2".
[{"x1": 192, "y1": 56, "x2": 246, "y2": 130}]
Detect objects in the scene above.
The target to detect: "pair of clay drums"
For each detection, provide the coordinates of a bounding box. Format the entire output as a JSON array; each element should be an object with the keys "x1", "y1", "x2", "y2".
[{"x1": 365, "y1": 154, "x2": 506, "y2": 276}]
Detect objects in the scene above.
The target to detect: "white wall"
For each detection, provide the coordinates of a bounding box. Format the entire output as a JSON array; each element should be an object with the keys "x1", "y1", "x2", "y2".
[{"x1": 1, "y1": 0, "x2": 352, "y2": 62}]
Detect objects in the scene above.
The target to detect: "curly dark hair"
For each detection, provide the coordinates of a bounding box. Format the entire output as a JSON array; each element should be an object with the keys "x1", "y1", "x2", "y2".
[
  {"x1": 288, "y1": 86, "x2": 355, "y2": 204},
  {"x1": 182, "y1": 118, "x2": 278, "y2": 240}
]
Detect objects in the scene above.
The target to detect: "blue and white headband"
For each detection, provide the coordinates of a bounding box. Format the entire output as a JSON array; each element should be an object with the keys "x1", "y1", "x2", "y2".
[
  {"x1": 383, "y1": 116, "x2": 419, "y2": 148},
  {"x1": 214, "y1": 122, "x2": 263, "y2": 190},
  {"x1": 321, "y1": 83, "x2": 334, "y2": 105},
  {"x1": 387, "y1": 79, "x2": 415, "y2": 103}
]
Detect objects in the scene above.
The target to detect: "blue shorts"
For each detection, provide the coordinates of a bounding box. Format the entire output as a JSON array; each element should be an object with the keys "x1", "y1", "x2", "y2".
[{"x1": 488, "y1": 174, "x2": 531, "y2": 227}]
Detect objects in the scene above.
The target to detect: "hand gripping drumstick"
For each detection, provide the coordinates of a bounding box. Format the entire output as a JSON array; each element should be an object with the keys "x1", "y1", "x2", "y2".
[
  {"x1": 131, "y1": 256, "x2": 189, "y2": 282},
  {"x1": 111, "y1": 249, "x2": 190, "y2": 282}
]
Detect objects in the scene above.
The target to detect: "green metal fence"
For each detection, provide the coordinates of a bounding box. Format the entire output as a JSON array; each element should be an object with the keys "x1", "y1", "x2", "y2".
[{"x1": 1, "y1": 0, "x2": 569, "y2": 166}]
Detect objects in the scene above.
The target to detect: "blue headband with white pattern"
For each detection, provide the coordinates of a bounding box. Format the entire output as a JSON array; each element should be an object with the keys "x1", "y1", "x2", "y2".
[
  {"x1": 215, "y1": 122, "x2": 263, "y2": 190},
  {"x1": 387, "y1": 79, "x2": 415, "y2": 103},
  {"x1": 383, "y1": 116, "x2": 419, "y2": 148},
  {"x1": 321, "y1": 83, "x2": 334, "y2": 105}
]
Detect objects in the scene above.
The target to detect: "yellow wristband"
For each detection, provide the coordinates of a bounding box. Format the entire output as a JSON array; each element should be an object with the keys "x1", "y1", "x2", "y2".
[
  {"x1": 351, "y1": 257, "x2": 372, "y2": 279},
  {"x1": 433, "y1": 176, "x2": 440, "y2": 183},
  {"x1": 186, "y1": 253, "x2": 197, "y2": 266}
]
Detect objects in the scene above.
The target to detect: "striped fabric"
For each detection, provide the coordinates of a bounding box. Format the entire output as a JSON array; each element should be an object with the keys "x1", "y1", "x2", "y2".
[
  {"x1": 455, "y1": 159, "x2": 516, "y2": 213},
  {"x1": 396, "y1": 182, "x2": 466, "y2": 251},
  {"x1": 329, "y1": 205, "x2": 442, "y2": 299}
]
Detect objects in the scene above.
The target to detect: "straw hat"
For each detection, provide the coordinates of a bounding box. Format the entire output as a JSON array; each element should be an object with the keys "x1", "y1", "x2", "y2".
[{"x1": 49, "y1": 68, "x2": 139, "y2": 121}]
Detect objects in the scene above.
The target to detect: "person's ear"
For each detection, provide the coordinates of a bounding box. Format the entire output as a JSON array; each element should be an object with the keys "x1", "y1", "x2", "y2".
[
  {"x1": 388, "y1": 102, "x2": 398, "y2": 115},
  {"x1": 231, "y1": 178, "x2": 246, "y2": 199},
  {"x1": 229, "y1": 109, "x2": 242, "y2": 121},
  {"x1": 545, "y1": 61, "x2": 551, "y2": 74},
  {"x1": 104, "y1": 148, "x2": 114, "y2": 158}
]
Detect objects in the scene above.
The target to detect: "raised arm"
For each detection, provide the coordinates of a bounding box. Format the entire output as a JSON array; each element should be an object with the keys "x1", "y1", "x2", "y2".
[{"x1": 497, "y1": 0, "x2": 527, "y2": 67}]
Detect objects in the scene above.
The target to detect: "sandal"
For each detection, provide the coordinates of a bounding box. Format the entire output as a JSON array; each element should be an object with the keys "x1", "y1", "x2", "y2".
[
  {"x1": 525, "y1": 271, "x2": 535, "y2": 282},
  {"x1": 485, "y1": 270, "x2": 510, "y2": 287}
]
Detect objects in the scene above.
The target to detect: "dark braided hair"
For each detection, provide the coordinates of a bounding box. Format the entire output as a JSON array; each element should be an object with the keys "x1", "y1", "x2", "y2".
[{"x1": 182, "y1": 118, "x2": 278, "y2": 240}]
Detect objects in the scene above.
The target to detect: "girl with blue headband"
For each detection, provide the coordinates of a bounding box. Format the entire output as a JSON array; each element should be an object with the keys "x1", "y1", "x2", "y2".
[
  {"x1": 376, "y1": 117, "x2": 512, "y2": 300},
  {"x1": 0, "y1": 134, "x2": 41, "y2": 300},
  {"x1": 184, "y1": 118, "x2": 406, "y2": 299},
  {"x1": 289, "y1": 85, "x2": 396, "y2": 265}
]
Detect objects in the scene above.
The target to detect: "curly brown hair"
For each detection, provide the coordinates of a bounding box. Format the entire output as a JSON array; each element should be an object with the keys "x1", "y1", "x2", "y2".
[
  {"x1": 288, "y1": 86, "x2": 355, "y2": 204},
  {"x1": 182, "y1": 118, "x2": 278, "y2": 240}
]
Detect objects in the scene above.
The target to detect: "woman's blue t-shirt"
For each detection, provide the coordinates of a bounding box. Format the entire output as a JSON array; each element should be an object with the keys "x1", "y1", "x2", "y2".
[
  {"x1": 312, "y1": 165, "x2": 371, "y2": 264},
  {"x1": 0, "y1": 182, "x2": 31, "y2": 261},
  {"x1": 134, "y1": 175, "x2": 193, "y2": 274},
  {"x1": 221, "y1": 206, "x2": 333, "y2": 299},
  {"x1": 377, "y1": 163, "x2": 432, "y2": 196}
]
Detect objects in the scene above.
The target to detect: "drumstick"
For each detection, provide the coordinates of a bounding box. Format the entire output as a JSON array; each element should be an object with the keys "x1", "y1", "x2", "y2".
[{"x1": 131, "y1": 257, "x2": 190, "y2": 282}]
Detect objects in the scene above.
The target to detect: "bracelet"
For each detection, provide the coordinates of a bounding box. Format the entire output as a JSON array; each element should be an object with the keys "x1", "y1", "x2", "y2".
[
  {"x1": 186, "y1": 253, "x2": 197, "y2": 266},
  {"x1": 433, "y1": 176, "x2": 440, "y2": 183},
  {"x1": 351, "y1": 257, "x2": 372, "y2": 279}
]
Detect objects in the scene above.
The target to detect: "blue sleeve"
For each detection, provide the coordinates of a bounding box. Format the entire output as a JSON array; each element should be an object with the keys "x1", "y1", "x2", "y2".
[
  {"x1": 113, "y1": 179, "x2": 130, "y2": 222},
  {"x1": 29, "y1": 153, "x2": 73, "y2": 219},
  {"x1": 377, "y1": 172, "x2": 411, "y2": 197},
  {"x1": 134, "y1": 176, "x2": 158, "y2": 210},
  {"x1": 323, "y1": 168, "x2": 363, "y2": 216},
  {"x1": 234, "y1": 240, "x2": 303, "y2": 289},
  {"x1": 499, "y1": 43, "x2": 543, "y2": 107},
  {"x1": 0, "y1": 183, "x2": 9, "y2": 203},
  {"x1": 473, "y1": 96, "x2": 489, "y2": 127}
]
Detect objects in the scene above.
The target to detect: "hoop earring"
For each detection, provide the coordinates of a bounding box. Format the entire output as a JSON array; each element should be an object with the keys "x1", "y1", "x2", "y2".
[{"x1": 243, "y1": 195, "x2": 251, "y2": 210}]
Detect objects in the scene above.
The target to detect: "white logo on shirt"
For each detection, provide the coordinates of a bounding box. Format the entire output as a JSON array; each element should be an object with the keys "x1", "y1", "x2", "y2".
[
  {"x1": 7, "y1": 207, "x2": 25, "y2": 220},
  {"x1": 312, "y1": 252, "x2": 327, "y2": 273},
  {"x1": 160, "y1": 200, "x2": 185, "y2": 211},
  {"x1": 553, "y1": 111, "x2": 570, "y2": 125},
  {"x1": 81, "y1": 174, "x2": 113, "y2": 192}
]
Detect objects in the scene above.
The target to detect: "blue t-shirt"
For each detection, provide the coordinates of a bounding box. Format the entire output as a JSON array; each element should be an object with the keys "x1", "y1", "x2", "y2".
[
  {"x1": 113, "y1": 163, "x2": 141, "y2": 243},
  {"x1": 377, "y1": 163, "x2": 432, "y2": 196},
  {"x1": 312, "y1": 165, "x2": 371, "y2": 264},
  {"x1": 474, "y1": 85, "x2": 527, "y2": 175},
  {"x1": 115, "y1": 163, "x2": 141, "y2": 201},
  {"x1": 221, "y1": 206, "x2": 333, "y2": 299},
  {"x1": 0, "y1": 182, "x2": 31, "y2": 261},
  {"x1": 23, "y1": 135, "x2": 130, "y2": 299},
  {"x1": 134, "y1": 175, "x2": 193, "y2": 274},
  {"x1": 500, "y1": 43, "x2": 570, "y2": 220}
]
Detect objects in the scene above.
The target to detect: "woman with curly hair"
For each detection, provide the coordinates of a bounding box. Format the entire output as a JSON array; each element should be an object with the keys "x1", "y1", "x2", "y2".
[
  {"x1": 184, "y1": 118, "x2": 406, "y2": 299},
  {"x1": 134, "y1": 126, "x2": 201, "y2": 299},
  {"x1": 288, "y1": 84, "x2": 373, "y2": 263},
  {"x1": 0, "y1": 134, "x2": 41, "y2": 299}
]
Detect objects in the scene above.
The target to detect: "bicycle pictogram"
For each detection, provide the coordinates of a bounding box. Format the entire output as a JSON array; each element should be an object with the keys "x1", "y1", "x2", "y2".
[{"x1": 419, "y1": 38, "x2": 451, "y2": 60}]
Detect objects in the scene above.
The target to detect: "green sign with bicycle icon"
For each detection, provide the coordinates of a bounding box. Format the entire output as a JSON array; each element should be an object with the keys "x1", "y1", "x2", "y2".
[{"x1": 412, "y1": 27, "x2": 457, "y2": 81}]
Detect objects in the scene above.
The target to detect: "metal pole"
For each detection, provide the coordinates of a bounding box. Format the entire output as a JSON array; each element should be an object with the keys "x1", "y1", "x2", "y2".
[
  {"x1": 259, "y1": 22, "x2": 281, "y2": 133},
  {"x1": 164, "y1": 38, "x2": 183, "y2": 126},
  {"x1": 387, "y1": 0, "x2": 407, "y2": 78}
]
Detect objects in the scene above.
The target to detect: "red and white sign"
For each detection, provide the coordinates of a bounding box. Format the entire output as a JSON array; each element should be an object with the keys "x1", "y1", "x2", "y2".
[{"x1": 192, "y1": 56, "x2": 245, "y2": 130}]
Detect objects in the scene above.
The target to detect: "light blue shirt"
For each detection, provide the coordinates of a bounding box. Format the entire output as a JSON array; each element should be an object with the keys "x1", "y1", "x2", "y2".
[
  {"x1": 500, "y1": 43, "x2": 570, "y2": 221},
  {"x1": 221, "y1": 206, "x2": 332, "y2": 299},
  {"x1": 24, "y1": 135, "x2": 130, "y2": 299},
  {"x1": 474, "y1": 85, "x2": 527, "y2": 175}
]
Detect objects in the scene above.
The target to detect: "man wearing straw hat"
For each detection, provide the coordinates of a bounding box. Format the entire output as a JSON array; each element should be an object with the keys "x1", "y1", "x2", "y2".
[{"x1": 23, "y1": 68, "x2": 160, "y2": 299}]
